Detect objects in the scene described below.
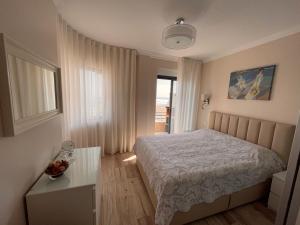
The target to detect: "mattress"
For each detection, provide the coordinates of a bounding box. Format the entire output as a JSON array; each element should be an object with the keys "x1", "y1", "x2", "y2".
[{"x1": 134, "y1": 129, "x2": 285, "y2": 225}]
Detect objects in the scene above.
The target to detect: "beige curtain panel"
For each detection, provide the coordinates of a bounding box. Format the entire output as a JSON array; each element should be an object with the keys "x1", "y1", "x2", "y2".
[
  {"x1": 58, "y1": 17, "x2": 137, "y2": 154},
  {"x1": 175, "y1": 57, "x2": 202, "y2": 133}
]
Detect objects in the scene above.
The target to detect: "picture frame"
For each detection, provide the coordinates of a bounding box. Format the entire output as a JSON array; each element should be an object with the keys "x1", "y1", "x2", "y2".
[{"x1": 228, "y1": 65, "x2": 276, "y2": 100}]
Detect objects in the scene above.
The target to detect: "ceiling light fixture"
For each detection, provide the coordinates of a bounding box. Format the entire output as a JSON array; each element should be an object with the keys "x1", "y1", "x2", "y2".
[{"x1": 162, "y1": 17, "x2": 196, "y2": 50}]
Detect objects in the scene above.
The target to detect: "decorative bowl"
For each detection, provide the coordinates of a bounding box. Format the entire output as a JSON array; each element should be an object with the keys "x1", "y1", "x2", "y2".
[{"x1": 45, "y1": 160, "x2": 69, "y2": 179}]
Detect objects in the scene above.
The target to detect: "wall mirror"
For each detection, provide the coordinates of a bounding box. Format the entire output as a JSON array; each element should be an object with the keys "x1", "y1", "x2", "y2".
[{"x1": 0, "y1": 34, "x2": 62, "y2": 136}]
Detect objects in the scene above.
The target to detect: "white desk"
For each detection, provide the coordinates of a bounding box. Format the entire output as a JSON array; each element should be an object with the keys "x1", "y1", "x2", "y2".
[{"x1": 26, "y1": 147, "x2": 101, "y2": 225}]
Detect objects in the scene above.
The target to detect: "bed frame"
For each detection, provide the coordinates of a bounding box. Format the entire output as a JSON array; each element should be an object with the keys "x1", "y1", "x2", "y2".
[{"x1": 137, "y1": 111, "x2": 296, "y2": 225}]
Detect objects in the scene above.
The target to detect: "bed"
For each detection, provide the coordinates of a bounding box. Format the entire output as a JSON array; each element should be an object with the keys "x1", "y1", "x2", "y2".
[{"x1": 134, "y1": 111, "x2": 295, "y2": 225}]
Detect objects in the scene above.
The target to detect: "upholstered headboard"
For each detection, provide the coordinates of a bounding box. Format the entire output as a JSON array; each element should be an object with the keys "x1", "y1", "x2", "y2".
[{"x1": 209, "y1": 111, "x2": 296, "y2": 164}]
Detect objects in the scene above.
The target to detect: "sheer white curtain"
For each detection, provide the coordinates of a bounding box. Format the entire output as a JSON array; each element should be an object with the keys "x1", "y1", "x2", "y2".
[
  {"x1": 174, "y1": 58, "x2": 202, "y2": 133},
  {"x1": 58, "y1": 17, "x2": 136, "y2": 154}
]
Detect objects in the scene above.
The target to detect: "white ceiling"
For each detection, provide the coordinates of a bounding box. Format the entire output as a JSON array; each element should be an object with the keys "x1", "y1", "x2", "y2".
[{"x1": 53, "y1": 0, "x2": 300, "y2": 62}]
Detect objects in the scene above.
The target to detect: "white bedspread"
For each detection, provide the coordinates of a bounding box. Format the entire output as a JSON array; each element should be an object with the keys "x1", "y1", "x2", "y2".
[{"x1": 134, "y1": 129, "x2": 285, "y2": 225}]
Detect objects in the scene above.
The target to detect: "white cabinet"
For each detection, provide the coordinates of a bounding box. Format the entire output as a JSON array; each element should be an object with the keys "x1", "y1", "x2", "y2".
[
  {"x1": 26, "y1": 147, "x2": 101, "y2": 225},
  {"x1": 268, "y1": 170, "x2": 287, "y2": 212}
]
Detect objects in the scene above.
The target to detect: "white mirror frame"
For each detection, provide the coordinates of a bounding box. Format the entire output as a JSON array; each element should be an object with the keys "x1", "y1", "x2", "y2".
[{"x1": 0, "y1": 34, "x2": 62, "y2": 136}]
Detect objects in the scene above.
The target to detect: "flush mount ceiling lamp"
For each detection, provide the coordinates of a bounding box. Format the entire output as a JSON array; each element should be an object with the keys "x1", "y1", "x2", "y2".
[{"x1": 162, "y1": 17, "x2": 196, "y2": 50}]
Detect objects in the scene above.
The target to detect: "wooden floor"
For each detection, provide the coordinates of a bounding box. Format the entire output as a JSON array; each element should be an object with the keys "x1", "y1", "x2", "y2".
[{"x1": 100, "y1": 153, "x2": 276, "y2": 225}]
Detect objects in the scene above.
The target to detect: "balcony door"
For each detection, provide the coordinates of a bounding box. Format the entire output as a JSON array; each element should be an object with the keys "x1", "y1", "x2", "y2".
[{"x1": 155, "y1": 75, "x2": 177, "y2": 134}]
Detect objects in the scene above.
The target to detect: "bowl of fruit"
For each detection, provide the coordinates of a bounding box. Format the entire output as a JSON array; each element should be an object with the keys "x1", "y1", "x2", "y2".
[{"x1": 45, "y1": 160, "x2": 69, "y2": 179}]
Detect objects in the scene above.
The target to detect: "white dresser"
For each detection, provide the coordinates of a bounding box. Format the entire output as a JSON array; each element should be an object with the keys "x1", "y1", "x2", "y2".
[
  {"x1": 268, "y1": 170, "x2": 287, "y2": 212},
  {"x1": 26, "y1": 147, "x2": 101, "y2": 225}
]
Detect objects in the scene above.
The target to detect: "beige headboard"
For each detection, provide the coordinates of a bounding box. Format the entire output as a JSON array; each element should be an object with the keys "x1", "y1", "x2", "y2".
[{"x1": 209, "y1": 111, "x2": 296, "y2": 164}]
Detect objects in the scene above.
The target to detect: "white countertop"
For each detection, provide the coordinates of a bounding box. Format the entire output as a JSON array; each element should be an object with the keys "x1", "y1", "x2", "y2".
[{"x1": 27, "y1": 147, "x2": 101, "y2": 196}]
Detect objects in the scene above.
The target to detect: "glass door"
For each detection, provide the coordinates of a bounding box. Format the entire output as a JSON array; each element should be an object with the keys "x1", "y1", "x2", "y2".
[{"x1": 155, "y1": 75, "x2": 177, "y2": 134}]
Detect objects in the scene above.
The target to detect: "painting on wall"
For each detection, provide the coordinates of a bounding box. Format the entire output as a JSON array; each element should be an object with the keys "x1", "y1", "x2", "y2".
[{"x1": 228, "y1": 65, "x2": 276, "y2": 100}]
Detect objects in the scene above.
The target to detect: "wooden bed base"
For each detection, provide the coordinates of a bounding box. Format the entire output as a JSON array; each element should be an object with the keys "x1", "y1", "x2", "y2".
[{"x1": 137, "y1": 160, "x2": 271, "y2": 225}]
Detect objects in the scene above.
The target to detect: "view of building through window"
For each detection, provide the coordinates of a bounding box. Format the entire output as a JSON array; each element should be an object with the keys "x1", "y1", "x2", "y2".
[{"x1": 155, "y1": 76, "x2": 177, "y2": 134}]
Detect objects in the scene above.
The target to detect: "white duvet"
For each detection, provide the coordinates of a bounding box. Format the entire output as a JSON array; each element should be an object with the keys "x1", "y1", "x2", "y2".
[{"x1": 134, "y1": 129, "x2": 285, "y2": 225}]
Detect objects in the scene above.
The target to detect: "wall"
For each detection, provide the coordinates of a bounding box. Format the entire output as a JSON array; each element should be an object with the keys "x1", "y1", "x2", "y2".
[
  {"x1": 0, "y1": 1, "x2": 62, "y2": 225},
  {"x1": 198, "y1": 32, "x2": 300, "y2": 128},
  {"x1": 136, "y1": 55, "x2": 177, "y2": 137}
]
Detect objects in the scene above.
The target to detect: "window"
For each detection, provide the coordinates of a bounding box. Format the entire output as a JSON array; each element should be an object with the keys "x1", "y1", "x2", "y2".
[
  {"x1": 155, "y1": 75, "x2": 177, "y2": 134},
  {"x1": 79, "y1": 69, "x2": 104, "y2": 123}
]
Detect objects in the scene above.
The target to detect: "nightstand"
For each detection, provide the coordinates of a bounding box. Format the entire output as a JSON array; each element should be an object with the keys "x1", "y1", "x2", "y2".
[{"x1": 268, "y1": 170, "x2": 287, "y2": 212}]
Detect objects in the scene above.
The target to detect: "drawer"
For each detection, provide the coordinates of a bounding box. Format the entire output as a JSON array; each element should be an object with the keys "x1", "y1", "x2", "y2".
[
  {"x1": 93, "y1": 209, "x2": 97, "y2": 225},
  {"x1": 27, "y1": 186, "x2": 95, "y2": 225},
  {"x1": 271, "y1": 176, "x2": 285, "y2": 196},
  {"x1": 92, "y1": 185, "x2": 96, "y2": 209},
  {"x1": 268, "y1": 192, "x2": 280, "y2": 212}
]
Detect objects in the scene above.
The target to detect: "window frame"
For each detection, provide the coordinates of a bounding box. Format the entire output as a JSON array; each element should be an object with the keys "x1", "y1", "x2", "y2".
[{"x1": 156, "y1": 75, "x2": 177, "y2": 134}]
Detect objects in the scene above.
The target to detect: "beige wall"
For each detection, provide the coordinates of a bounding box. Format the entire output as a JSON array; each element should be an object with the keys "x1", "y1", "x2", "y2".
[
  {"x1": 0, "y1": 1, "x2": 62, "y2": 225},
  {"x1": 136, "y1": 55, "x2": 177, "y2": 137},
  {"x1": 198, "y1": 32, "x2": 300, "y2": 128}
]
